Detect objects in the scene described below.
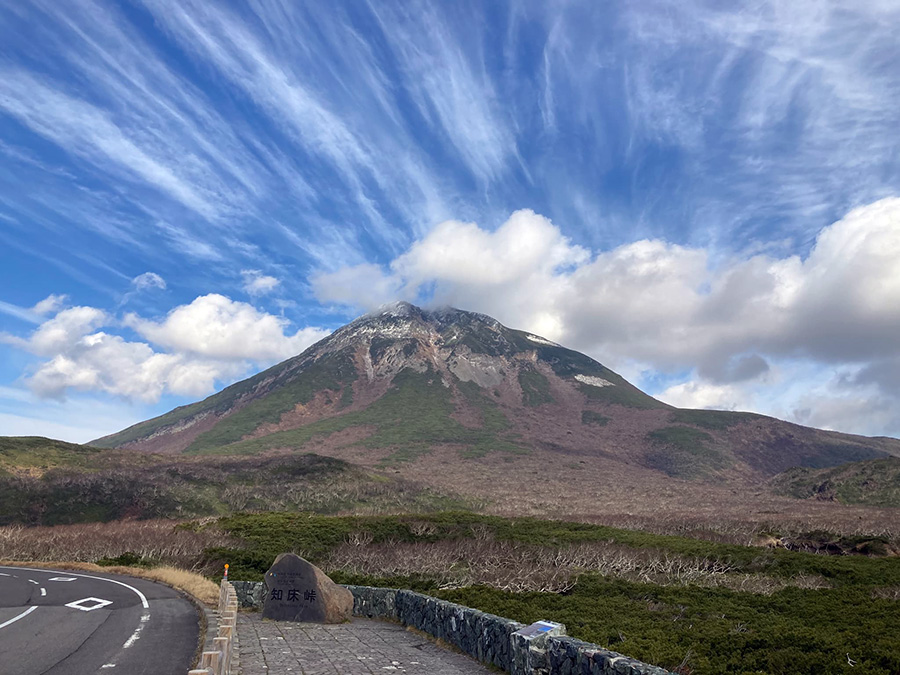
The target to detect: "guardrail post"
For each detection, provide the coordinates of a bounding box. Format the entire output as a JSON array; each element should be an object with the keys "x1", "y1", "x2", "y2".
[
  {"x1": 214, "y1": 636, "x2": 230, "y2": 674},
  {"x1": 200, "y1": 650, "x2": 219, "y2": 672},
  {"x1": 194, "y1": 576, "x2": 237, "y2": 675}
]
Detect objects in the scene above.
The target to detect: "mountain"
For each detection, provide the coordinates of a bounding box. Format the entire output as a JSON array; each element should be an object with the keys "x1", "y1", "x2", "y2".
[{"x1": 93, "y1": 302, "x2": 900, "y2": 486}]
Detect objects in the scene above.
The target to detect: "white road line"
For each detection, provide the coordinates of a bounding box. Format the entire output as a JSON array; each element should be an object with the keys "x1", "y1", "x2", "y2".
[
  {"x1": 27, "y1": 579, "x2": 39, "y2": 585},
  {"x1": 0, "y1": 573, "x2": 10, "y2": 577},
  {"x1": 0, "y1": 566, "x2": 149, "y2": 609},
  {"x1": 0, "y1": 606, "x2": 38, "y2": 630},
  {"x1": 40, "y1": 588, "x2": 46, "y2": 597},
  {"x1": 123, "y1": 611, "x2": 150, "y2": 649},
  {"x1": 0, "y1": 564, "x2": 153, "y2": 664}
]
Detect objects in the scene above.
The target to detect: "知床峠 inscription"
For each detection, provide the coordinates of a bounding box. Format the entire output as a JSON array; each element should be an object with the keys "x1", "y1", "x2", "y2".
[{"x1": 262, "y1": 553, "x2": 353, "y2": 624}]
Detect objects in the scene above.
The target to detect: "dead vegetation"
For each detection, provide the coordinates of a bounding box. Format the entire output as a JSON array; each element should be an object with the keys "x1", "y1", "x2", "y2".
[
  {"x1": 0, "y1": 519, "x2": 236, "y2": 570},
  {"x1": 323, "y1": 537, "x2": 829, "y2": 595}
]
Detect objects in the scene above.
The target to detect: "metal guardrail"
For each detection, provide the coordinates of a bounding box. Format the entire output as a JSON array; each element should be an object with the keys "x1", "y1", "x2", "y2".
[{"x1": 189, "y1": 576, "x2": 238, "y2": 675}]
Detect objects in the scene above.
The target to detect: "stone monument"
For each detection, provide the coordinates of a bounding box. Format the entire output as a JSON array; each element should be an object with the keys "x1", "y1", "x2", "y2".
[{"x1": 262, "y1": 552, "x2": 353, "y2": 623}]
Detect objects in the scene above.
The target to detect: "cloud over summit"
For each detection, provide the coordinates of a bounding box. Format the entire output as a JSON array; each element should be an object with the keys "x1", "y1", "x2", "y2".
[{"x1": 315, "y1": 198, "x2": 900, "y2": 435}]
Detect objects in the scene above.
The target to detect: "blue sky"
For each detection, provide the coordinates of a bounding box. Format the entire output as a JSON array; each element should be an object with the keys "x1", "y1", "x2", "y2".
[{"x1": 1, "y1": 0, "x2": 899, "y2": 442}]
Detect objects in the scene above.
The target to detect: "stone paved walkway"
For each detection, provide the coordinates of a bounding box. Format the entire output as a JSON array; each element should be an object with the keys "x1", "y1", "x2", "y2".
[{"x1": 238, "y1": 614, "x2": 492, "y2": 675}]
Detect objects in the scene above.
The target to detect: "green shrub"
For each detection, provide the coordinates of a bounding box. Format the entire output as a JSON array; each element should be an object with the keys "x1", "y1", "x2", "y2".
[
  {"x1": 518, "y1": 367, "x2": 553, "y2": 406},
  {"x1": 96, "y1": 551, "x2": 153, "y2": 568},
  {"x1": 581, "y1": 410, "x2": 610, "y2": 426},
  {"x1": 668, "y1": 409, "x2": 759, "y2": 430},
  {"x1": 646, "y1": 427, "x2": 731, "y2": 479}
]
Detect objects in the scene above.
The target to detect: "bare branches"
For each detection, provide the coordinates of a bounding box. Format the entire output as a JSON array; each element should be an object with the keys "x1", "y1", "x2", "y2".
[
  {"x1": 0, "y1": 519, "x2": 237, "y2": 569},
  {"x1": 321, "y1": 537, "x2": 829, "y2": 595}
]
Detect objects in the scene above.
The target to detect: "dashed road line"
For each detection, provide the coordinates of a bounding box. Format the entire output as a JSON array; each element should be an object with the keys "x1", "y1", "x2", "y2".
[
  {"x1": 123, "y1": 611, "x2": 151, "y2": 649},
  {"x1": 27, "y1": 579, "x2": 39, "y2": 585},
  {"x1": 40, "y1": 588, "x2": 46, "y2": 597}
]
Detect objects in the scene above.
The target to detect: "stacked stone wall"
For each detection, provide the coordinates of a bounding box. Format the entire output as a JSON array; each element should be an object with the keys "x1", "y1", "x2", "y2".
[
  {"x1": 546, "y1": 636, "x2": 672, "y2": 675},
  {"x1": 232, "y1": 581, "x2": 672, "y2": 674}
]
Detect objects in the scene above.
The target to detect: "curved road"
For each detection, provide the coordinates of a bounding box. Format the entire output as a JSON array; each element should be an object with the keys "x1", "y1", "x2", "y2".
[{"x1": 0, "y1": 565, "x2": 199, "y2": 674}]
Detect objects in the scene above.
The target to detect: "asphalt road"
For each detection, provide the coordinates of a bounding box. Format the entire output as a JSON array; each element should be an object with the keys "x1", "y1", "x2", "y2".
[{"x1": 0, "y1": 565, "x2": 200, "y2": 675}]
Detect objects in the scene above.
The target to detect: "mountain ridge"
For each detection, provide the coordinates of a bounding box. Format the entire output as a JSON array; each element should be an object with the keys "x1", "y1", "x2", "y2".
[{"x1": 92, "y1": 302, "x2": 900, "y2": 484}]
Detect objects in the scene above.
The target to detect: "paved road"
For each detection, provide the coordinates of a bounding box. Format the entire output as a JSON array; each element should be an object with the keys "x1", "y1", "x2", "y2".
[
  {"x1": 0, "y1": 565, "x2": 199, "y2": 675},
  {"x1": 239, "y1": 613, "x2": 492, "y2": 674}
]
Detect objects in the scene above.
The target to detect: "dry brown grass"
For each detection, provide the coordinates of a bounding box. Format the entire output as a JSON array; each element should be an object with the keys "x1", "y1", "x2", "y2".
[{"x1": 0, "y1": 559, "x2": 219, "y2": 606}]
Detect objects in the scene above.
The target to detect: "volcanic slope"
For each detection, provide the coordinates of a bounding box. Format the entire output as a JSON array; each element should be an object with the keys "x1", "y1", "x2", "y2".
[{"x1": 93, "y1": 302, "x2": 900, "y2": 486}]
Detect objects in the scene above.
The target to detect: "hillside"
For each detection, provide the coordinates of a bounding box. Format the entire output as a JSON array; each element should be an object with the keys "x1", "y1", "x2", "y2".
[
  {"x1": 0, "y1": 436, "x2": 470, "y2": 526},
  {"x1": 771, "y1": 456, "x2": 900, "y2": 507},
  {"x1": 93, "y1": 302, "x2": 900, "y2": 490},
  {"x1": 0, "y1": 436, "x2": 108, "y2": 477}
]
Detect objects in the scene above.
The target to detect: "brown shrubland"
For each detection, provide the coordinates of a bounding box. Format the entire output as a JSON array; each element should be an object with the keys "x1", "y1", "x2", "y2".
[
  {"x1": 322, "y1": 537, "x2": 829, "y2": 595},
  {"x1": 0, "y1": 519, "x2": 237, "y2": 569}
]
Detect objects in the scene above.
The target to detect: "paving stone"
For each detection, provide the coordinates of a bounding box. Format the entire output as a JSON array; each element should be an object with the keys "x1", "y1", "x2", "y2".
[{"x1": 238, "y1": 613, "x2": 493, "y2": 674}]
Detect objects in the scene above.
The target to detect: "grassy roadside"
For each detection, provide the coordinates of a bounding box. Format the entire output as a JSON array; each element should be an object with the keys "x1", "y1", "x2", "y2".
[{"x1": 0, "y1": 559, "x2": 219, "y2": 606}]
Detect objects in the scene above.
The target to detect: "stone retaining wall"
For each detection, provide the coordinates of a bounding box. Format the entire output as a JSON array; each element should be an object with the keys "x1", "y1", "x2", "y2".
[
  {"x1": 232, "y1": 581, "x2": 672, "y2": 674},
  {"x1": 355, "y1": 586, "x2": 523, "y2": 672}
]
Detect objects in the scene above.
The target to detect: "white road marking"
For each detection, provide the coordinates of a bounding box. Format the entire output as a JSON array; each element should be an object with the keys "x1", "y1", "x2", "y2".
[
  {"x1": 123, "y1": 611, "x2": 150, "y2": 649},
  {"x1": 27, "y1": 579, "x2": 39, "y2": 585},
  {"x1": 0, "y1": 606, "x2": 38, "y2": 630},
  {"x1": 0, "y1": 573, "x2": 10, "y2": 577},
  {"x1": 1, "y1": 565, "x2": 153, "y2": 664},
  {"x1": 65, "y1": 597, "x2": 114, "y2": 612},
  {"x1": 40, "y1": 588, "x2": 46, "y2": 597},
  {"x1": 0, "y1": 566, "x2": 149, "y2": 609}
]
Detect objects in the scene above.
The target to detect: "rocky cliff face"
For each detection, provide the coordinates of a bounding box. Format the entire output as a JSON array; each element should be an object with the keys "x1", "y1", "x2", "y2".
[{"x1": 93, "y1": 302, "x2": 900, "y2": 483}]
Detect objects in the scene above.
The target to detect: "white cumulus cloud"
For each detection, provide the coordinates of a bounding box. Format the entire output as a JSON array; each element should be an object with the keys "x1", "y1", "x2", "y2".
[
  {"x1": 125, "y1": 294, "x2": 326, "y2": 361},
  {"x1": 241, "y1": 269, "x2": 281, "y2": 296},
  {"x1": 5, "y1": 294, "x2": 329, "y2": 403},
  {"x1": 31, "y1": 294, "x2": 68, "y2": 315},
  {"x1": 313, "y1": 199, "x2": 900, "y2": 436}
]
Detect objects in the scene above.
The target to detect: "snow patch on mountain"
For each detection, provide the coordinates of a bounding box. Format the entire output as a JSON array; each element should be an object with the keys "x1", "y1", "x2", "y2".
[
  {"x1": 575, "y1": 374, "x2": 614, "y2": 387},
  {"x1": 526, "y1": 334, "x2": 558, "y2": 346}
]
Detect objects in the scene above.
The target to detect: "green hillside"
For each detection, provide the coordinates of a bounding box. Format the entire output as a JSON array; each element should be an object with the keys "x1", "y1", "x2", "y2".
[
  {"x1": 771, "y1": 457, "x2": 900, "y2": 507},
  {"x1": 0, "y1": 436, "x2": 107, "y2": 476},
  {"x1": 196, "y1": 367, "x2": 526, "y2": 460}
]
